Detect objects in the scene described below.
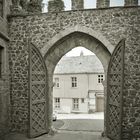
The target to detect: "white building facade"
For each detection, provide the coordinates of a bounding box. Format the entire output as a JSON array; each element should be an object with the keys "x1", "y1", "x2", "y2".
[{"x1": 53, "y1": 54, "x2": 104, "y2": 114}]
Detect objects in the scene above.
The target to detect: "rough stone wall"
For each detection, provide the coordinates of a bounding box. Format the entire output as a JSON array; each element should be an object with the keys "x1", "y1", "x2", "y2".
[
  {"x1": 8, "y1": 17, "x2": 29, "y2": 133},
  {"x1": 125, "y1": 0, "x2": 138, "y2": 6},
  {"x1": 0, "y1": 0, "x2": 11, "y2": 137},
  {"x1": 122, "y1": 9, "x2": 140, "y2": 139},
  {"x1": 48, "y1": 0, "x2": 64, "y2": 12},
  {"x1": 8, "y1": 6, "x2": 140, "y2": 139},
  {"x1": 71, "y1": 0, "x2": 84, "y2": 10},
  {"x1": 96, "y1": 0, "x2": 110, "y2": 8}
]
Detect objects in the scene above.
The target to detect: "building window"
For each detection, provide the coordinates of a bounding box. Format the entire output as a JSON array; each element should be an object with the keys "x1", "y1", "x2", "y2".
[
  {"x1": 98, "y1": 74, "x2": 104, "y2": 83},
  {"x1": 73, "y1": 98, "x2": 79, "y2": 110},
  {"x1": 54, "y1": 98, "x2": 60, "y2": 109},
  {"x1": 71, "y1": 77, "x2": 77, "y2": 87},
  {"x1": 54, "y1": 78, "x2": 59, "y2": 87},
  {"x1": 0, "y1": 0, "x2": 3, "y2": 17},
  {"x1": 81, "y1": 98, "x2": 84, "y2": 103},
  {"x1": 0, "y1": 47, "x2": 3, "y2": 78}
]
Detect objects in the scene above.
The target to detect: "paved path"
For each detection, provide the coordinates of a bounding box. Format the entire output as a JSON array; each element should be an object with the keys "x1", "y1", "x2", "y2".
[
  {"x1": 3, "y1": 113, "x2": 106, "y2": 140},
  {"x1": 53, "y1": 120, "x2": 64, "y2": 129},
  {"x1": 3, "y1": 131, "x2": 110, "y2": 140},
  {"x1": 58, "y1": 119, "x2": 104, "y2": 132}
]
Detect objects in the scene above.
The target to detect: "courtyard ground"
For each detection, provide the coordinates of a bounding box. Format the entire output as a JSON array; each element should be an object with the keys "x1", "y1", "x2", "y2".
[
  {"x1": 3, "y1": 112, "x2": 108, "y2": 140},
  {"x1": 3, "y1": 131, "x2": 109, "y2": 140},
  {"x1": 56, "y1": 112, "x2": 104, "y2": 120},
  {"x1": 53, "y1": 112, "x2": 104, "y2": 131},
  {"x1": 56, "y1": 119, "x2": 104, "y2": 132}
]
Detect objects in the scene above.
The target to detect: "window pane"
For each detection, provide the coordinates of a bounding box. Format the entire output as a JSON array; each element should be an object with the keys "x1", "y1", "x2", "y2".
[
  {"x1": 54, "y1": 78, "x2": 59, "y2": 87},
  {"x1": 73, "y1": 98, "x2": 79, "y2": 110},
  {"x1": 71, "y1": 77, "x2": 77, "y2": 87},
  {"x1": 98, "y1": 74, "x2": 104, "y2": 83},
  {"x1": 81, "y1": 98, "x2": 84, "y2": 103},
  {"x1": 55, "y1": 98, "x2": 60, "y2": 109}
]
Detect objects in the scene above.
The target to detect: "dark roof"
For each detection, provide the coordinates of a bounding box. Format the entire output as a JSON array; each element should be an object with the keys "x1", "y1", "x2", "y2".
[{"x1": 54, "y1": 55, "x2": 104, "y2": 74}]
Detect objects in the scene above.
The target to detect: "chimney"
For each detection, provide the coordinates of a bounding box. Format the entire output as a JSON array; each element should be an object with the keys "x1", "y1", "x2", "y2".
[
  {"x1": 96, "y1": 0, "x2": 110, "y2": 8},
  {"x1": 48, "y1": 0, "x2": 65, "y2": 12},
  {"x1": 71, "y1": 0, "x2": 84, "y2": 10},
  {"x1": 125, "y1": 0, "x2": 138, "y2": 6}
]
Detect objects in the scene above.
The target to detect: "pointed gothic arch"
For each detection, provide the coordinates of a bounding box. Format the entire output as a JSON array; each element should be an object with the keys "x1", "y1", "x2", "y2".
[
  {"x1": 41, "y1": 26, "x2": 114, "y2": 57},
  {"x1": 41, "y1": 27, "x2": 112, "y2": 136},
  {"x1": 28, "y1": 25, "x2": 125, "y2": 139}
]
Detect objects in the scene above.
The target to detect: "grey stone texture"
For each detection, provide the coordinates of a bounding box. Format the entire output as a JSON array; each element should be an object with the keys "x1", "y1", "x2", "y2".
[
  {"x1": 71, "y1": 0, "x2": 84, "y2": 10},
  {"x1": 125, "y1": 0, "x2": 138, "y2": 6},
  {"x1": 7, "y1": 5, "x2": 140, "y2": 140},
  {"x1": 27, "y1": 0, "x2": 43, "y2": 13},
  {"x1": 0, "y1": 0, "x2": 140, "y2": 139},
  {"x1": 0, "y1": 0, "x2": 11, "y2": 137},
  {"x1": 11, "y1": 0, "x2": 43, "y2": 14},
  {"x1": 48, "y1": 0, "x2": 65, "y2": 12},
  {"x1": 96, "y1": 0, "x2": 110, "y2": 8}
]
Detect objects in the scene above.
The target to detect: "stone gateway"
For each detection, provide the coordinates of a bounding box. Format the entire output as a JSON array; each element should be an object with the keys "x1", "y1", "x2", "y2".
[{"x1": 0, "y1": 0, "x2": 140, "y2": 140}]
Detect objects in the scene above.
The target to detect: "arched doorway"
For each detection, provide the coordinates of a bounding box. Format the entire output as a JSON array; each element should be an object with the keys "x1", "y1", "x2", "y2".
[
  {"x1": 52, "y1": 47, "x2": 105, "y2": 132},
  {"x1": 43, "y1": 31, "x2": 111, "y2": 134},
  {"x1": 28, "y1": 28, "x2": 125, "y2": 139}
]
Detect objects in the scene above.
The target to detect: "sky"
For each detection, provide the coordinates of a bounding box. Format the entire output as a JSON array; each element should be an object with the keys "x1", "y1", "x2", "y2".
[{"x1": 42, "y1": 0, "x2": 137, "y2": 12}]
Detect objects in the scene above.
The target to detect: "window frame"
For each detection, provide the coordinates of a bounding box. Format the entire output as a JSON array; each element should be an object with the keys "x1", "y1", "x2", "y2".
[
  {"x1": 54, "y1": 77, "x2": 60, "y2": 88},
  {"x1": 71, "y1": 77, "x2": 77, "y2": 88},
  {"x1": 73, "y1": 98, "x2": 79, "y2": 110},
  {"x1": 81, "y1": 98, "x2": 84, "y2": 103},
  {"x1": 54, "y1": 98, "x2": 60, "y2": 109},
  {"x1": 98, "y1": 74, "x2": 104, "y2": 83}
]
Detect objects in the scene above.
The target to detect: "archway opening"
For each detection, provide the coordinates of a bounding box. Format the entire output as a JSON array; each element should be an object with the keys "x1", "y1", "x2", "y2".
[
  {"x1": 43, "y1": 31, "x2": 111, "y2": 136},
  {"x1": 52, "y1": 47, "x2": 105, "y2": 133}
]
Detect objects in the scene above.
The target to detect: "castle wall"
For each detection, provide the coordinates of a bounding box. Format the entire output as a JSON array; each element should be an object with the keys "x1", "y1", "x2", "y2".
[
  {"x1": 96, "y1": 0, "x2": 110, "y2": 8},
  {"x1": 71, "y1": 0, "x2": 84, "y2": 10},
  {"x1": 0, "y1": 0, "x2": 11, "y2": 137},
  {"x1": 125, "y1": 0, "x2": 138, "y2": 6},
  {"x1": 8, "y1": 6, "x2": 140, "y2": 139}
]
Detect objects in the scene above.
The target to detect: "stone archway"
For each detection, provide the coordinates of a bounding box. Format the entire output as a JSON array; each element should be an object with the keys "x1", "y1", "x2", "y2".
[
  {"x1": 41, "y1": 26, "x2": 114, "y2": 57},
  {"x1": 41, "y1": 28, "x2": 112, "y2": 134}
]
